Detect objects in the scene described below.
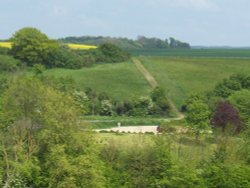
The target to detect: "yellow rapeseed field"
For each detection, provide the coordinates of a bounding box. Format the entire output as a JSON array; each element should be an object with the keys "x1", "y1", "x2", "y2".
[
  {"x1": 67, "y1": 43, "x2": 97, "y2": 50},
  {"x1": 0, "y1": 42, "x2": 12, "y2": 48},
  {"x1": 0, "y1": 42, "x2": 97, "y2": 50}
]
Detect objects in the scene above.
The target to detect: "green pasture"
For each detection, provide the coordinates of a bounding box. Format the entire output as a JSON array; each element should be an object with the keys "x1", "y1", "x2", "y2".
[
  {"x1": 44, "y1": 61, "x2": 151, "y2": 100},
  {"x1": 129, "y1": 48, "x2": 250, "y2": 58},
  {"x1": 140, "y1": 57, "x2": 250, "y2": 108},
  {"x1": 95, "y1": 131, "x2": 243, "y2": 165},
  {"x1": 43, "y1": 55, "x2": 250, "y2": 110}
]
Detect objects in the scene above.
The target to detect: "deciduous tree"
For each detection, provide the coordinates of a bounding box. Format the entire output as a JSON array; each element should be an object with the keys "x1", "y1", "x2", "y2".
[
  {"x1": 211, "y1": 101, "x2": 241, "y2": 133},
  {"x1": 186, "y1": 95, "x2": 211, "y2": 139}
]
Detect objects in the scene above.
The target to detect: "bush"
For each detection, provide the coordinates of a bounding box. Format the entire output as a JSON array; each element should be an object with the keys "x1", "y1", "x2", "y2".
[
  {"x1": 144, "y1": 132, "x2": 154, "y2": 135},
  {"x1": 98, "y1": 43, "x2": 131, "y2": 63},
  {"x1": 0, "y1": 55, "x2": 20, "y2": 72},
  {"x1": 0, "y1": 47, "x2": 9, "y2": 55},
  {"x1": 150, "y1": 87, "x2": 171, "y2": 116},
  {"x1": 99, "y1": 130, "x2": 110, "y2": 133}
]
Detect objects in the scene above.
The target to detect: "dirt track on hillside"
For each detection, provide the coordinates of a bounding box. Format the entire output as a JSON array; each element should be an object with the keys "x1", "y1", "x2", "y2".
[
  {"x1": 132, "y1": 58, "x2": 159, "y2": 88},
  {"x1": 132, "y1": 58, "x2": 184, "y2": 120}
]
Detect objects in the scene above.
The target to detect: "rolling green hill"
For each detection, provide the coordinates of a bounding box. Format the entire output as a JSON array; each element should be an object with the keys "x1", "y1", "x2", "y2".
[
  {"x1": 44, "y1": 55, "x2": 250, "y2": 108},
  {"x1": 140, "y1": 57, "x2": 250, "y2": 108},
  {"x1": 44, "y1": 61, "x2": 152, "y2": 100},
  {"x1": 129, "y1": 48, "x2": 250, "y2": 58}
]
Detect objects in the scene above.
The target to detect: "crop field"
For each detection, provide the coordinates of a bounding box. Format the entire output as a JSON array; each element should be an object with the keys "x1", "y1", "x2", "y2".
[
  {"x1": 0, "y1": 41, "x2": 97, "y2": 50},
  {"x1": 67, "y1": 43, "x2": 97, "y2": 50},
  {"x1": 0, "y1": 42, "x2": 12, "y2": 48},
  {"x1": 44, "y1": 62, "x2": 151, "y2": 100},
  {"x1": 129, "y1": 48, "x2": 250, "y2": 58},
  {"x1": 140, "y1": 57, "x2": 250, "y2": 108}
]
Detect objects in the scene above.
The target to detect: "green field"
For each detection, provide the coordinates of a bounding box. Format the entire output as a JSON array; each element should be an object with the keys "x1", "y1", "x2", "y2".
[
  {"x1": 140, "y1": 57, "x2": 250, "y2": 108},
  {"x1": 44, "y1": 56, "x2": 250, "y2": 109},
  {"x1": 44, "y1": 61, "x2": 151, "y2": 100},
  {"x1": 129, "y1": 48, "x2": 250, "y2": 58}
]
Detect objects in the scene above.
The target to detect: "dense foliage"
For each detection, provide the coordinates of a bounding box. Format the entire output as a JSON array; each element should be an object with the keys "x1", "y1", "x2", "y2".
[
  {"x1": 9, "y1": 27, "x2": 131, "y2": 69},
  {"x1": 0, "y1": 55, "x2": 21, "y2": 72},
  {"x1": 98, "y1": 43, "x2": 131, "y2": 63},
  {"x1": 211, "y1": 101, "x2": 242, "y2": 133},
  {"x1": 186, "y1": 95, "x2": 211, "y2": 138},
  {"x1": 0, "y1": 69, "x2": 248, "y2": 188},
  {"x1": 83, "y1": 87, "x2": 171, "y2": 117},
  {"x1": 214, "y1": 74, "x2": 250, "y2": 98},
  {"x1": 0, "y1": 77, "x2": 106, "y2": 187},
  {"x1": 185, "y1": 73, "x2": 250, "y2": 137},
  {"x1": 10, "y1": 27, "x2": 60, "y2": 67}
]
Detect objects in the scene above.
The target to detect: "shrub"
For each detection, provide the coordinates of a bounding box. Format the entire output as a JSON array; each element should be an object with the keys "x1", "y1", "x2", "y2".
[
  {"x1": 98, "y1": 43, "x2": 130, "y2": 63},
  {"x1": 0, "y1": 55, "x2": 20, "y2": 72}
]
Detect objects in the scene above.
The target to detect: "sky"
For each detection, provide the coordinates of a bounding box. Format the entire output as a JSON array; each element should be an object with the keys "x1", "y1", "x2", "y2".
[{"x1": 1, "y1": 0, "x2": 250, "y2": 46}]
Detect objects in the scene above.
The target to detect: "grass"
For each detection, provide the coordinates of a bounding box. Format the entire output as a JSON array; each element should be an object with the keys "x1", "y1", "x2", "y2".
[
  {"x1": 129, "y1": 48, "x2": 250, "y2": 58},
  {"x1": 44, "y1": 55, "x2": 250, "y2": 110},
  {"x1": 44, "y1": 61, "x2": 151, "y2": 100},
  {"x1": 140, "y1": 57, "x2": 250, "y2": 108},
  {"x1": 95, "y1": 131, "x2": 243, "y2": 165}
]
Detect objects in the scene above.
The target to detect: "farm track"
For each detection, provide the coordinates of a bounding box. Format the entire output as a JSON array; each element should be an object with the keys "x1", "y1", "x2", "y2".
[
  {"x1": 132, "y1": 57, "x2": 184, "y2": 120},
  {"x1": 132, "y1": 57, "x2": 159, "y2": 88}
]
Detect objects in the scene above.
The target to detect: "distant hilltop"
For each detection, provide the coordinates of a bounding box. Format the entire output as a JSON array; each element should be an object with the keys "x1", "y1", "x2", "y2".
[{"x1": 58, "y1": 35, "x2": 190, "y2": 50}]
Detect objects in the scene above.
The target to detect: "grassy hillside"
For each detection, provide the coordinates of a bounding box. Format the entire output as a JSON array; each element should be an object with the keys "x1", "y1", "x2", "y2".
[
  {"x1": 44, "y1": 56, "x2": 250, "y2": 108},
  {"x1": 140, "y1": 57, "x2": 250, "y2": 108},
  {"x1": 130, "y1": 48, "x2": 250, "y2": 58},
  {"x1": 44, "y1": 62, "x2": 151, "y2": 100}
]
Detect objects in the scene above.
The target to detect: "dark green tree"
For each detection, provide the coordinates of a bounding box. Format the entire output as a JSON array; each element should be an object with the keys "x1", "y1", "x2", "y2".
[
  {"x1": 98, "y1": 43, "x2": 130, "y2": 63},
  {"x1": 150, "y1": 87, "x2": 170, "y2": 116},
  {"x1": 214, "y1": 75, "x2": 242, "y2": 98},
  {"x1": 228, "y1": 89, "x2": 250, "y2": 126}
]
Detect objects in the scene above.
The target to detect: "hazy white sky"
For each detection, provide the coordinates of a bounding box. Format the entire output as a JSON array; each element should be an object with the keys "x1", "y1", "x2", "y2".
[{"x1": 1, "y1": 0, "x2": 250, "y2": 46}]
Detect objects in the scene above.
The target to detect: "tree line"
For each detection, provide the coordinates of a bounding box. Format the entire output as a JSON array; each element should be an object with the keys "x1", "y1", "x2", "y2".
[{"x1": 59, "y1": 35, "x2": 191, "y2": 50}]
